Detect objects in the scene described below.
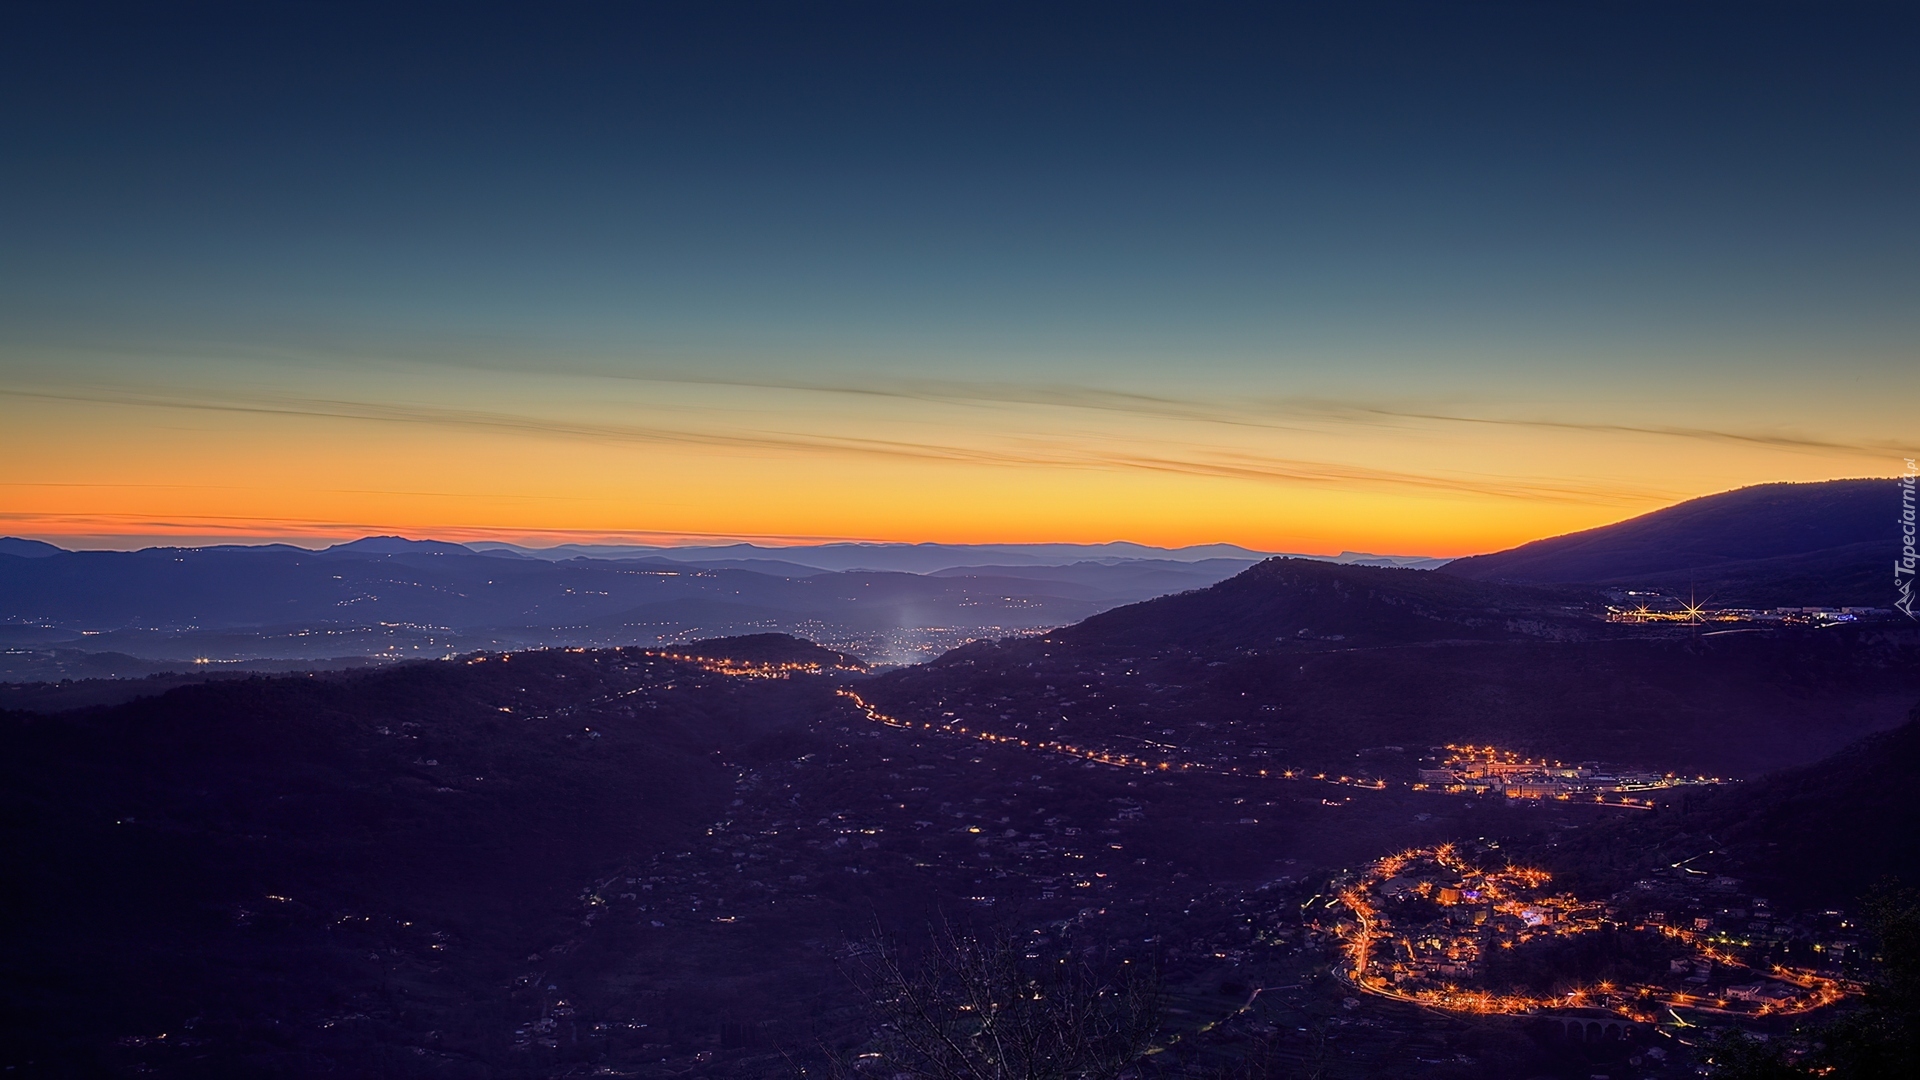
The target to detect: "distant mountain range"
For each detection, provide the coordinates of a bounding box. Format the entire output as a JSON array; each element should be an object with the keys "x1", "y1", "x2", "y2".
[
  {"x1": 0, "y1": 536, "x2": 1454, "y2": 678},
  {"x1": 1, "y1": 476, "x2": 1900, "y2": 681},
  {"x1": 1443, "y1": 479, "x2": 1897, "y2": 607},
  {"x1": 0, "y1": 542, "x2": 1236, "y2": 675}
]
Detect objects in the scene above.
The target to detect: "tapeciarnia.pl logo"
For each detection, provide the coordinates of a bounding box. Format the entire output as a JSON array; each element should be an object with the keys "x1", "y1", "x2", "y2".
[{"x1": 1900, "y1": 459, "x2": 1918, "y2": 619}]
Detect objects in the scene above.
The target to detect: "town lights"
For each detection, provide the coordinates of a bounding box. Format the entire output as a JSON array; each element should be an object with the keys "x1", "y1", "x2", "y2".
[{"x1": 1338, "y1": 844, "x2": 1851, "y2": 1022}]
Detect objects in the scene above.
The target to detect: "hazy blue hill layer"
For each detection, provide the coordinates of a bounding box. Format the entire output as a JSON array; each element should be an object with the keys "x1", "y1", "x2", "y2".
[
  {"x1": 0, "y1": 546, "x2": 1030, "y2": 630},
  {"x1": 468, "y1": 539, "x2": 1274, "y2": 572},
  {"x1": 1442, "y1": 479, "x2": 1898, "y2": 606},
  {"x1": 0, "y1": 543, "x2": 1260, "y2": 668}
]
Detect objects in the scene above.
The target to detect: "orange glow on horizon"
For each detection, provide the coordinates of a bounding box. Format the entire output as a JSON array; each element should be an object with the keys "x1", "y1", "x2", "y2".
[{"x1": 1, "y1": 371, "x2": 1896, "y2": 554}]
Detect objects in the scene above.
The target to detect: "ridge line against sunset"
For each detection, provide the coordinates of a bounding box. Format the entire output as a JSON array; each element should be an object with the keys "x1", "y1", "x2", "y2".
[{"x1": 0, "y1": 477, "x2": 1899, "y2": 561}]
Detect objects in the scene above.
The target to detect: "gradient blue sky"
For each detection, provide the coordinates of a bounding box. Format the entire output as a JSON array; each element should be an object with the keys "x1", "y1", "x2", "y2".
[{"x1": 2, "y1": 2, "x2": 1915, "y2": 552}]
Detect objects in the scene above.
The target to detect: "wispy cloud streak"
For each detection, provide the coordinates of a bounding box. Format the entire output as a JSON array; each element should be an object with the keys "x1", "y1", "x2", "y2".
[
  {"x1": 0, "y1": 509, "x2": 874, "y2": 547},
  {"x1": 0, "y1": 384, "x2": 1681, "y2": 504},
  {"x1": 10, "y1": 341, "x2": 1890, "y2": 454},
  {"x1": 475, "y1": 366, "x2": 1892, "y2": 456}
]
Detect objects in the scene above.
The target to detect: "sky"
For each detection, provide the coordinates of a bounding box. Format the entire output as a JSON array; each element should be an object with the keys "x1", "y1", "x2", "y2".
[{"x1": 2, "y1": 1, "x2": 1915, "y2": 556}]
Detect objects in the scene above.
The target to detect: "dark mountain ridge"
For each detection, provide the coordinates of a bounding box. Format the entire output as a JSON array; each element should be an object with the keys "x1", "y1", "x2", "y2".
[
  {"x1": 1443, "y1": 479, "x2": 1897, "y2": 606},
  {"x1": 865, "y1": 556, "x2": 1920, "y2": 777},
  {"x1": 1539, "y1": 707, "x2": 1920, "y2": 910},
  {"x1": 1052, "y1": 556, "x2": 1600, "y2": 653}
]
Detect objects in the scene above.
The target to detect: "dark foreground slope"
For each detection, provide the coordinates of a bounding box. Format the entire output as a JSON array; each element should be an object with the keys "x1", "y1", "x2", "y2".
[
  {"x1": 1, "y1": 633, "x2": 1628, "y2": 1080},
  {"x1": 1538, "y1": 708, "x2": 1920, "y2": 910},
  {"x1": 1052, "y1": 556, "x2": 1597, "y2": 651},
  {"x1": 0, "y1": 639, "x2": 843, "y2": 1077},
  {"x1": 1442, "y1": 479, "x2": 1896, "y2": 606},
  {"x1": 9, "y1": 599, "x2": 1915, "y2": 1077},
  {"x1": 865, "y1": 558, "x2": 1920, "y2": 777}
]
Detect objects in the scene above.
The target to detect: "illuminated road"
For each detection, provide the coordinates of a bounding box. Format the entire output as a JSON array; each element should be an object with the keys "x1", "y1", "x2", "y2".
[
  {"x1": 657, "y1": 653, "x2": 1842, "y2": 1028},
  {"x1": 833, "y1": 686, "x2": 1675, "y2": 810},
  {"x1": 650, "y1": 652, "x2": 1704, "y2": 811}
]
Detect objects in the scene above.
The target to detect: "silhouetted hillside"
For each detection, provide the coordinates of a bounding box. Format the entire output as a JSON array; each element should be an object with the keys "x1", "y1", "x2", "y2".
[
  {"x1": 1538, "y1": 707, "x2": 1920, "y2": 909},
  {"x1": 0, "y1": 642, "x2": 841, "y2": 1074},
  {"x1": 652, "y1": 632, "x2": 867, "y2": 668},
  {"x1": 865, "y1": 559, "x2": 1920, "y2": 777},
  {"x1": 1443, "y1": 479, "x2": 1896, "y2": 606},
  {"x1": 0, "y1": 636, "x2": 1578, "y2": 1078},
  {"x1": 0, "y1": 669, "x2": 267, "y2": 713},
  {"x1": 7, "y1": 619, "x2": 1918, "y2": 1075},
  {"x1": 0, "y1": 537, "x2": 62, "y2": 558},
  {"x1": 1053, "y1": 556, "x2": 1598, "y2": 652}
]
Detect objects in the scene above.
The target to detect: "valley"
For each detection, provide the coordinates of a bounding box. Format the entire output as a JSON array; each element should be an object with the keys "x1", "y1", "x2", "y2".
[
  {"x1": 5, "y1": 485, "x2": 1918, "y2": 1078},
  {"x1": 5, "y1": 626, "x2": 1911, "y2": 1078}
]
